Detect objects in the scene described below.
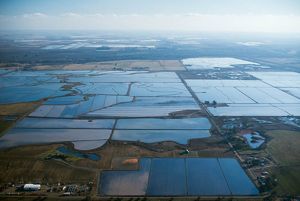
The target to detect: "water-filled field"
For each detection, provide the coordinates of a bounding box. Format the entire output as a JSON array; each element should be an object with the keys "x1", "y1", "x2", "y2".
[
  {"x1": 182, "y1": 57, "x2": 259, "y2": 70},
  {"x1": 99, "y1": 157, "x2": 259, "y2": 196},
  {"x1": 186, "y1": 72, "x2": 300, "y2": 116},
  {"x1": 0, "y1": 71, "x2": 211, "y2": 150}
]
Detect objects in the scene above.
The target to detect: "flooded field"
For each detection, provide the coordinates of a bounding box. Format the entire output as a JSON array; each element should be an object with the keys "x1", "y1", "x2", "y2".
[
  {"x1": 209, "y1": 103, "x2": 291, "y2": 116},
  {"x1": 130, "y1": 82, "x2": 191, "y2": 97},
  {"x1": 112, "y1": 130, "x2": 210, "y2": 144},
  {"x1": 0, "y1": 71, "x2": 207, "y2": 150},
  {"x1": 186, "y1": 72, "x2": 300, "y2": 116},
  {"x1": 0, "y1": 128, "x2": 111, "y2": 150},
  {"x1": 115, "y1": 118, "x2": 211, "y2": 129},
  {"x1": 84, "y1": 97, "x2": 199, "y2": 117},
  {"x1": 0, "y1": 67, "x2": 299, "y2": 198},
  {"x1": 100, "y1": 157, "x2": 259, "y2": 196},
  {"x1": 42, "y1": 43, "x2": 156, "y2": 50},
  {"x1": 1, "y1": 69, "x2": 299, "y2": 150},
  {"x1": 16, "y1": 118, "x2": 115, "y2": 129},
  {"x1": 112, "y1": 118, "x2": 211, "y2": 144},
  {"x1": 247, "y1": 72, "x2": 300, "y2": 88},
  {"x1": 100, "y1": 158, "x2": 151, "y2": 196},
  {"x1": 182, "y1": 57, "x2": 259, "y2": 70},
  {"x1": 1, "y1": 23, "x2": 300, "y2": 200}
]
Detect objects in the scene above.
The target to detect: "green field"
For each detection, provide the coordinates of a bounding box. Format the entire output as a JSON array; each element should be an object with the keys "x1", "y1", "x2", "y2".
[{"x1": 266, "y1": 130, "x2": 300, "y2": 195}]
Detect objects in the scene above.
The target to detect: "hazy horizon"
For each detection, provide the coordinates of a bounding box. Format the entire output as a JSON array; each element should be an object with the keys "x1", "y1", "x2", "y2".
[{"x1": 1, "y1": 0, "x2": 300, "y2": 33}]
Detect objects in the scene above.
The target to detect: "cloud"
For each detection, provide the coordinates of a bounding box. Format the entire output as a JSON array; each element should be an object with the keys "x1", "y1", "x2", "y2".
[
  {"x1": 22, "y1": 12, "x2": 48, "y2": 18},
  {"x1": 183, "y1": 13, "x2": 203, "y2": 17},
  {"x1": 88, "y1": 13, "x2": 104, "y2": 17},
  {"x1": 1, "y1": 13, "x2": 300, "y2": 33},
  {"x1": 61, "y1": 12, "x2": 82, "y2": 17},
  {"x1": 237, "y1": 42, "x2": 266, "y2": 46}
]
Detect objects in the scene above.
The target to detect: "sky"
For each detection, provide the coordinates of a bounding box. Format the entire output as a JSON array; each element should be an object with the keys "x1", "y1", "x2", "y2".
[{"x1": 0, "y1": 0, "x2": 300, "y2": 33}]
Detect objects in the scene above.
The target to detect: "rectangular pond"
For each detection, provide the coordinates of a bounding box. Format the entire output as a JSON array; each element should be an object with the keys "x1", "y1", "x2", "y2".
[
  {"x1": 45, "y1": 95, "x2": 85, "y2": 105},
  {"x1": 247, "y1": 72, "x2": 300, "y2": 87},
  {"x1": 209, "y1": 104, "x2": 289, "y2": 116},
  {"x1": 100, "y1": 158, "x2": 151, "y2": 196},
  {"x1": 182, "y1": 57, "x2": 259, "y2": 70},
  {"x1": 85, "y1": 96, "x2": 199, "y2": 117},
  {"x1": 115, "y1": 118, "x2": 211, "y2": 130},
  {"x1": 195, "y1": 87, "x2": 232, "y2": 103},
  {"x1": 75, "y1": 83, "x2": 129, "y2": 95},
  {"x1": 16, "y1": 118, "x2": 115, "y2": 129},
  {"x1": 186, "y1": 158, "x2": 231, "y2": 195},
  {"x1": 186, "y1": 79, "x2": 269, "y2": 87},
  {"x1": 130, "y1": 82, "x2": 191, "y2": 97},
  {"x1": 0, "y1": 128, "x2": 112, "y2": 150},
  {"x1": 219, "y1": 158, "x2": 259, "y2": 195},
  {"x1": 99, "y1": 157, "x2": 259, "y2": 196},
  {"x1": 237, "y1": 87, "x2": 281, "y2": 104},
  {"x1": 273, "y1": 104, "x2": 300, "y2": 116},
  {"x1": 68, "y1": 72, "x2": 181, "y2": 83},
  {"x1": 112, "y1": 130, "x2": 210, "y2": 144},
  {"x1": 281, "y1": 88, "x2": 300, "y2": 99},
  {"x1": 188, "y1": 82, "x2": 300, "y2": 104},
  {"x1": 147, "y1": 158, "x2": 187, "y2": 196}
]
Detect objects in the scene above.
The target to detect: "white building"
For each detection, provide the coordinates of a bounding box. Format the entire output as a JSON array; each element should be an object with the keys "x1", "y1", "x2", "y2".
[{"x1": 23, "y1": 184, "x2": 41, "y2": 191}]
